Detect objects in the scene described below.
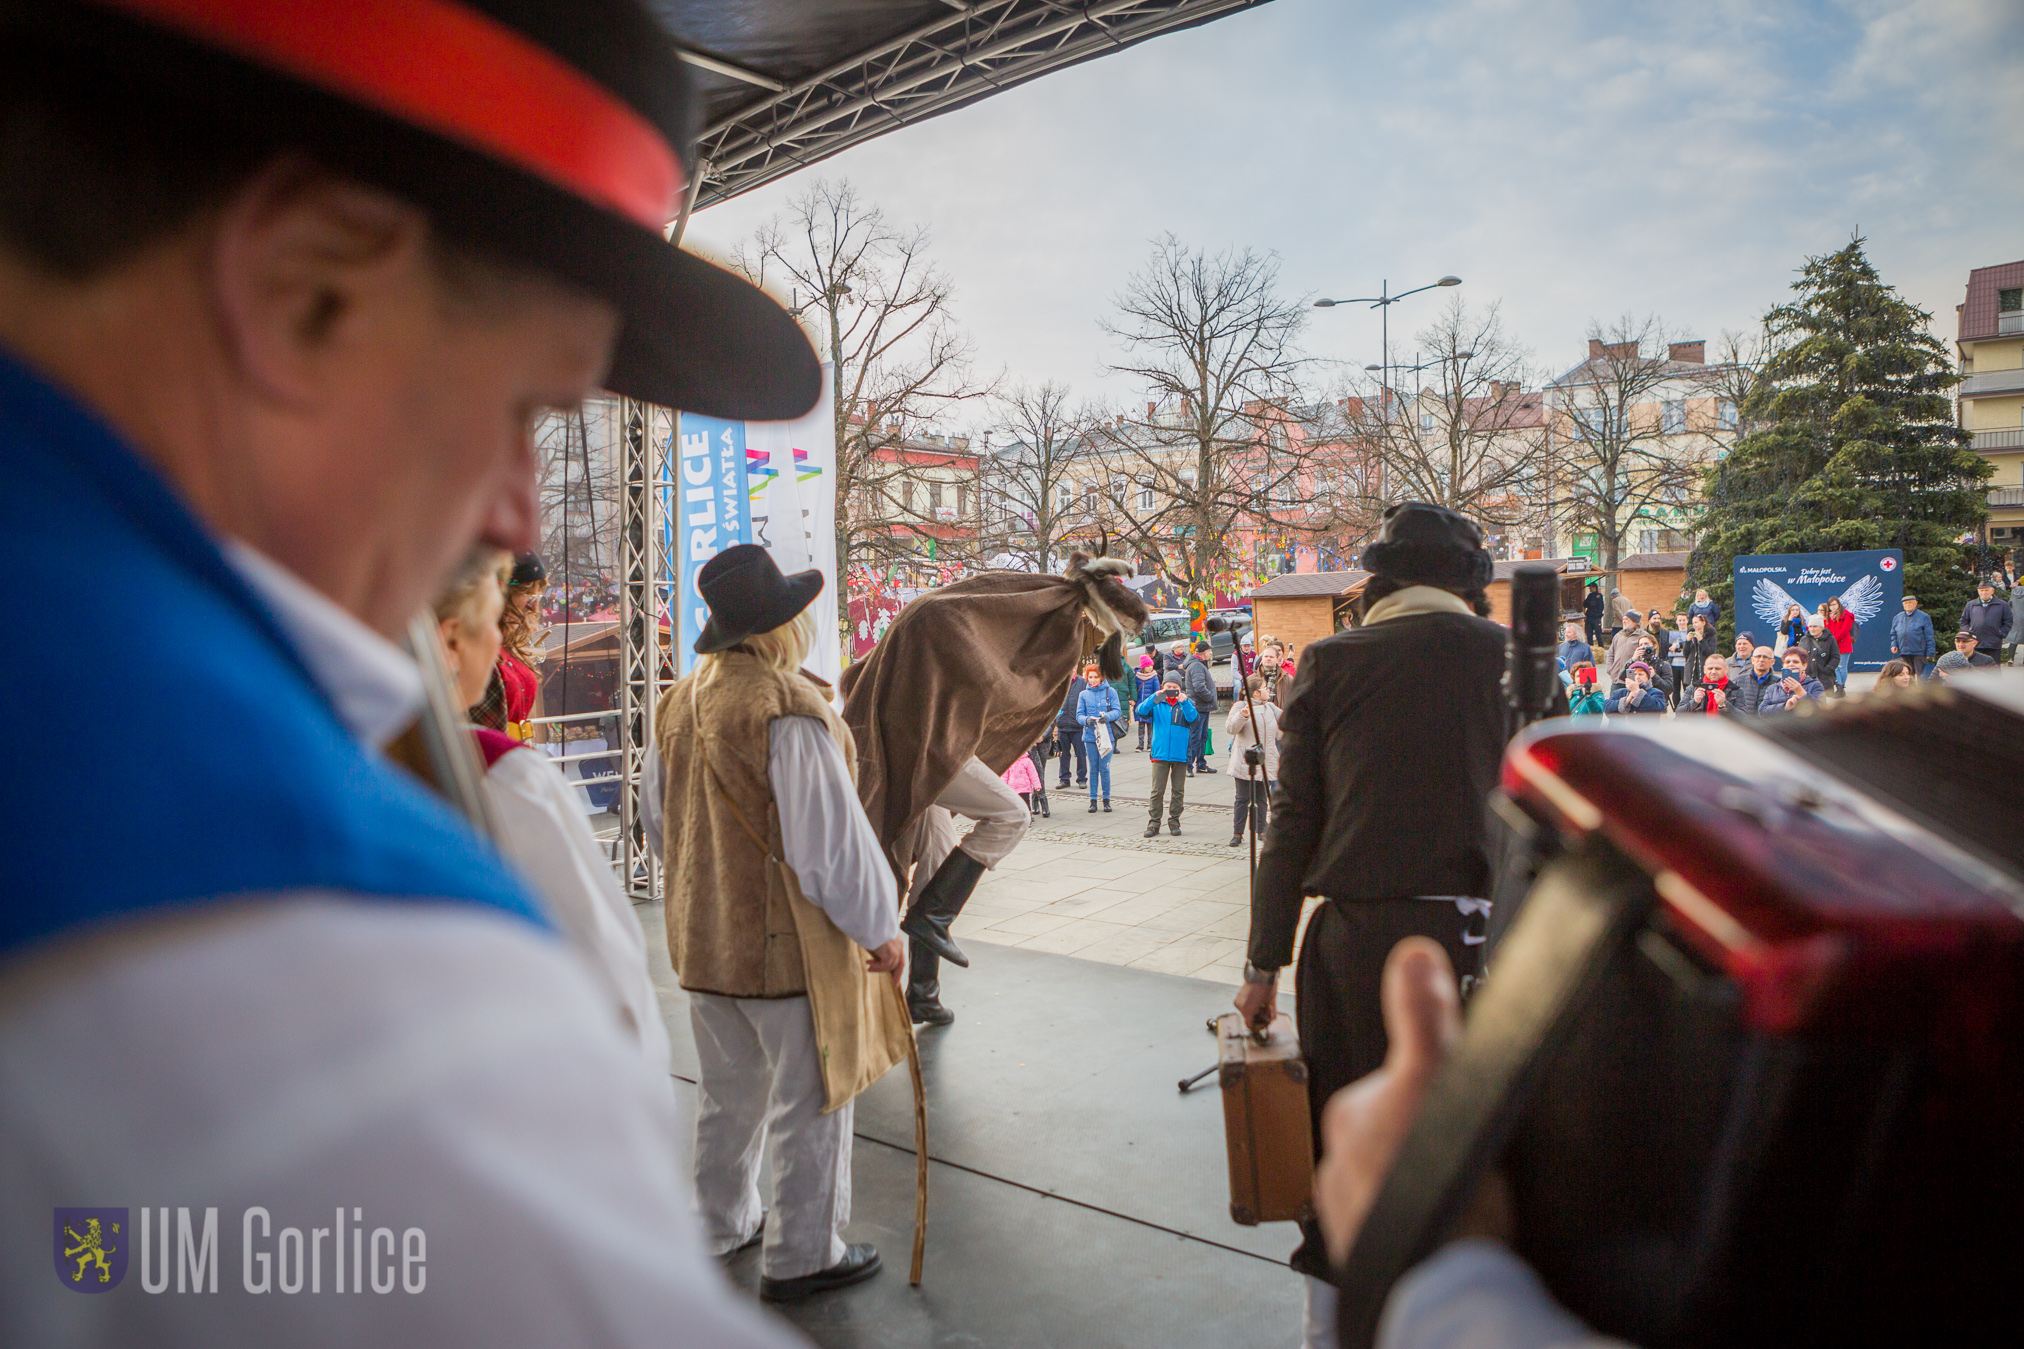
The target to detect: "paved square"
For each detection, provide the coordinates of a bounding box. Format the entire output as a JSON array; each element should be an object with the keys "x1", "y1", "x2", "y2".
[{"x1": 961, "y1": 725, "x2": 1320, "y2": 991}]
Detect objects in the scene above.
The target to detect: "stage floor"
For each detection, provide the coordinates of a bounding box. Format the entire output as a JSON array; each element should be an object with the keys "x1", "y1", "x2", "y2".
[{"x1": 643, "y1": 902, "x2": 1306, "y2": 1348}]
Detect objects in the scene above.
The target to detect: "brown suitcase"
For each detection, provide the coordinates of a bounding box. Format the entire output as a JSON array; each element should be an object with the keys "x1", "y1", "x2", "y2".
[{"x1": 1218, "y1": 1011, "x2": 1315, "y2": 1225}]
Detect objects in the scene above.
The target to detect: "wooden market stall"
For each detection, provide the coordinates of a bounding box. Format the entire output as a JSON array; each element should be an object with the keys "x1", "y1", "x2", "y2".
[
  {"x1": 1613, "y1": 551, "x2": 1691, "y2": 624},
  {"x1": 1246, "y1": 570, "x2": 1370, "y2": 659},
  {"x1": 1485, "y1": 557, "x2": 1602, "y2": 627}
]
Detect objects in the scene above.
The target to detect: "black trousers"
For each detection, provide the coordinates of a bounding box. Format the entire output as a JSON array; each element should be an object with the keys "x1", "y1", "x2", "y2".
[
  {"x1": 1056, "y1": 728, "x2": 1086, "y2": 785},
  {"x1": 1288, "y1": 897, "x2": 1481, "y2": 1279},
  {"x1": 1232, "y1": 777, "x2": 1270, "y2": 838}
]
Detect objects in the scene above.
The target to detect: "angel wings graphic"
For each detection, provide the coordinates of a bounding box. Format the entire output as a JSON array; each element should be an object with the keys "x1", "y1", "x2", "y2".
[{"x1": 1750, "y1": 574, "x2": 1886, "y2": 630}]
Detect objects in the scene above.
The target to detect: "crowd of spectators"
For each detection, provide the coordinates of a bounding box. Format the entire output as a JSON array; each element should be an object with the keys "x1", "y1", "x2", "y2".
[
  {"x1": 539, "y1": 575, "x2": 621, "y2": 625},
  {"x1": 1559, "y1": 576, "x2": 2015, "y2": 722}
]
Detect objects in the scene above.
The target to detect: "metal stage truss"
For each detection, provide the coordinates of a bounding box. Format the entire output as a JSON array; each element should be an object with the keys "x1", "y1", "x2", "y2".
[
  {"x1": 676, "y1": 0, "x2": 1276, "y2": 211},
  {"x1": 617, "y1": 398, "x2": 678, "y2": 899},
  {"x1": 611, "y1": 0, "x2": 1275, "y2": 897}
]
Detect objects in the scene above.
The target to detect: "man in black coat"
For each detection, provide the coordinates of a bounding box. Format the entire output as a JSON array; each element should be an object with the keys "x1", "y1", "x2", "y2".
[
  {"x1": 1053, "y1": 679, "x2": 1086, "y2": 788},
  {"x1": 1234, "y1": 502, "x2": 1556, "y2": 1335},
  {"x1": 1962, "y1": 580, "x2": 2013, "y2": 663},
  {"x1": 1583, "y1": 581, "x2": 1606, "y2": 646}
]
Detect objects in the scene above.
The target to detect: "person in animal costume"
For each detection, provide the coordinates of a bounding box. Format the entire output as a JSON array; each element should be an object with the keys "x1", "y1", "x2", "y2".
[{"x1": 840, "y1": 554, "x2": 1150, "y2": 1025}]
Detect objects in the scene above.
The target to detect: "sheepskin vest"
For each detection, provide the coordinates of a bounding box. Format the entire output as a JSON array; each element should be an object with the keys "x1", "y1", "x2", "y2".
[{"x1": 656, "y1": 655, "x2": 857, "y2": 997}]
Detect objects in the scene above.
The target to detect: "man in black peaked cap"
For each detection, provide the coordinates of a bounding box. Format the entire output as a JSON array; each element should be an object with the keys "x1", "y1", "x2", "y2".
[{"x1": 1233, "y1": 502, "x2": 1555, "y2": 1348}]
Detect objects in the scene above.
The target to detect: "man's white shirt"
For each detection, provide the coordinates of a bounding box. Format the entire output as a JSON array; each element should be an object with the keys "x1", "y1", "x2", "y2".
[{"x1": 0, "y1": 545, "x2": 804, "y2": 1347}]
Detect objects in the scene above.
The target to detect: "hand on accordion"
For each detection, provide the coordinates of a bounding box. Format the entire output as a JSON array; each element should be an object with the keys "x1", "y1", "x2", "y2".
[{"x1": 1316, "y1": 937, "x2": 1510, "y2": 1268}]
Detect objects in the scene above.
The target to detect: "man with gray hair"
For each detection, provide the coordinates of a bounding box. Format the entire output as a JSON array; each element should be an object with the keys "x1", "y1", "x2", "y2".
[{"x1": 0, "y1": 4, "x2": 820, "y2": 1344}]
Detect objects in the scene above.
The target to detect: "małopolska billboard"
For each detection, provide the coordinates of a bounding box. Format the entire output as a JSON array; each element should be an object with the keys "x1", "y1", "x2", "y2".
[{"x1": 1733, "y1": 549, "x2": 1900, "y2": 672}]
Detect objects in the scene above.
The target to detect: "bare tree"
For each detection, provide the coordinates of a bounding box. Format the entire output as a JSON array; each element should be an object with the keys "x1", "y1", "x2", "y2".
[
  {"x1": 1548, "y1": 317, "x2": 1725, "y2": 574},
  {"x1": 736, "y1": 179, "x2": 992, "y2": 623},
  {"x1": 534, "y1": 400, "x2": 620, "y2": 585},
  {"x1": 1091, "y1": 235, "x2": 1314, "y2": 601},
  {"x1": 1698, "y1": 328, "x2": 1766, "y2": 440},
  {"x1": 975, "y1": 381, "x2": 1096, "y2": 573},
  {"x1": 1326, "y1": 299, "x2": 1549, "y2": 547}
]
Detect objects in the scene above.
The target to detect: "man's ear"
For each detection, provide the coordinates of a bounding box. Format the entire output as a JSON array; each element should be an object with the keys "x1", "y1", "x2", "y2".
[{"x1": 207, "y1": 160, "x2": 428, "y2": 407}]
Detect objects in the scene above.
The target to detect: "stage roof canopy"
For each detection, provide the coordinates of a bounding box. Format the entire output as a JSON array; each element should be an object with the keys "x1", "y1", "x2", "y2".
[{"x1": 656, "y1": 0, "x2": 1276, "y2": 210}]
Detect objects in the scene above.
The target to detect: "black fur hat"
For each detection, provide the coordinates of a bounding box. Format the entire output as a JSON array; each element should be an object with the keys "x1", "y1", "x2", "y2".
[{"x1": 1362, "y1": 502, "x2": 1493, "y2": 591}]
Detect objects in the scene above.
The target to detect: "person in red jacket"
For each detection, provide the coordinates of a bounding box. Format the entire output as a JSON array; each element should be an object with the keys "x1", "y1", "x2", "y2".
[{"x1": 1820, "y1": 594, "x2": 1857, "y2": 697}]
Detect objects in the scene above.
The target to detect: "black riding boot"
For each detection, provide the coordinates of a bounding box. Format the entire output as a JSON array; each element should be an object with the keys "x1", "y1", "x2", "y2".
[
  {"x1": 907, "y1": 942, "x2": 955, "y2": 1026},
  {"x1": 901, "y1": 848, "x2": 988, "y2": 968}
]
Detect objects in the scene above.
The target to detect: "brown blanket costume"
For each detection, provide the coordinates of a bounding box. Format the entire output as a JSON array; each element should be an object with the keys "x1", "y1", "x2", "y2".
[{"x1": 839, "y1": 556, "x2": 1151, "y2": 880}]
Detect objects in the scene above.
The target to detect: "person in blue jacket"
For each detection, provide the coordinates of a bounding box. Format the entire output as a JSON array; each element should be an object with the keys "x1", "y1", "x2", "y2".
[
  {"x1": 1556, "y1": 620, "x2": 1593, "y2": 674},
  {"x1": 1889, "y1": 593, "x2": 1937, "y2": 679},
  {"x1": 1603, "y1": 661, "x2": 1667, "y2": 714},
  {"x1": 1759, "y1": 647, "x2": 1826, "y2": 714},
  {"x1": 1688, "y1": 588, "x2": 1720, "y2": 631},
  {"x1": 1076, "y1": 664, "x2": 1121, "y2": 812},
  {"x1": 1132, "y1": 655, "x2": 1161, "y2": 750},
  {"x1": 1136, "y1": 678, "x2": 1199, "y2": 837}
]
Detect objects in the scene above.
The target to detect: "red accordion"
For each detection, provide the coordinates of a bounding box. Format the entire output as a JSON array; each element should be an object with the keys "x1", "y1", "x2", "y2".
[{"x1": 1338, "y1": 680, "x2": 2024, "y2": 1348}]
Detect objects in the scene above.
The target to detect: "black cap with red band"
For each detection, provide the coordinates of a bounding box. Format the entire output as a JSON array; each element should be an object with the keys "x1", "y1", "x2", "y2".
[{"x1": 17, "y1": 0, "x2": 819, "y2": 420}]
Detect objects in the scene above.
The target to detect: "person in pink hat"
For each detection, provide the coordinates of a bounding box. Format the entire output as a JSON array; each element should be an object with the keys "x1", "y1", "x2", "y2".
[{"x1": 1132, "y1": 653, "x2": 1161, "y2": 750}]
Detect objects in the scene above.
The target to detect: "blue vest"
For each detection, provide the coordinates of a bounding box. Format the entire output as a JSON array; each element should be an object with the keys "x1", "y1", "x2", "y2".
[{"x1": 0, "y1": 350, "x2": 546, "y2": 957}]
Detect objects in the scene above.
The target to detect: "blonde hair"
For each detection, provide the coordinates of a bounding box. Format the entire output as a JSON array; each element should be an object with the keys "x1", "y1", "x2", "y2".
[
  {"x1": 432, "y1": 547, "x2": 509, "y2": 632},
  {"x1": 499, "y1": 574, "x2": 545, "y2": 665},
  {"x1": 700, "y1": 605, "x2": 818, "y2": 686}
]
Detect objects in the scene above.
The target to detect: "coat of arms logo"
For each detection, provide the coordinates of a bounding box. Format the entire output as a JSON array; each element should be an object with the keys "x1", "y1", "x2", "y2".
[{"x1": 54, "y1": 1208, "x2": 127, "y2": 1292}]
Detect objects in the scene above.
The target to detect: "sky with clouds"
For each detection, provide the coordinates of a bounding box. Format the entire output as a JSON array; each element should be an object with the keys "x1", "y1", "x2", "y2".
[{"x1": 684, "y1": 0, "x2": 2024, "y2": 417}]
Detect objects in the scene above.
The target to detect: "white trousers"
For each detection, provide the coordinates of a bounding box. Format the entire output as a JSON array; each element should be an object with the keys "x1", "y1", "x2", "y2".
[
  {"x1": 688, "y1": 993, "x2": 851, "y2": 1279},
  {"x1": 900, "y1": 756, "x2": 1031, "y2": 901},
  {"x1": 1304, "y1": 1274, "x2": 1338, "y2": 1349}
]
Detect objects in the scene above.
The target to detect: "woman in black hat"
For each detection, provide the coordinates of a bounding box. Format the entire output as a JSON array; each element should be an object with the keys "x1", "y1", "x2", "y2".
[
  {"x1": 1233, "y1": 502, "x2": 1558, "y2": 1343},
  {"x1": 642, "y1": 544, "x2": 907, "y2": 1303}
]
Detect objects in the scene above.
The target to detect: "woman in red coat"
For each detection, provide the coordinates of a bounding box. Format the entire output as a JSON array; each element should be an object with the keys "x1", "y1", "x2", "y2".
[
  {"x1": 1820, "y1": 594, "x2": 1857, "y2": 696},
  {"x1": 471, "y1": 552, "x2": 546, "y2": 738}
]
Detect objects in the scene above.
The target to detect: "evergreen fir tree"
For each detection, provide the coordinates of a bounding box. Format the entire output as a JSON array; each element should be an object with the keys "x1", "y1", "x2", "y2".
[{"x1": 1688, "y1": 236, "x2": 1988, "y2": 638}]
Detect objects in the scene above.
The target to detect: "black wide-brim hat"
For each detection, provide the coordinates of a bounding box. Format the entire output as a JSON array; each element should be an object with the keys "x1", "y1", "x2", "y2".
[
  {"x1": 693, "y1": 544, "x2": 824, "y2": 655},
  {"x1": 20, "y1": 0, "x2": 819, "y2": 421},
  {"x1": 1363, "y1": 501, "x2": 1494, "y2": 590}
]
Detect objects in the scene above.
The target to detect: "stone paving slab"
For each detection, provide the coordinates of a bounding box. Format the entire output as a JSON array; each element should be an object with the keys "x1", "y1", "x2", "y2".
[{"x1": 969, "y1": 731, "x2": 1322, "y2": 986}]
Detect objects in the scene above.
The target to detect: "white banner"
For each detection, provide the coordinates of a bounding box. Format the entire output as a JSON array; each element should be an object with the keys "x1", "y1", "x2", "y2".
[{"x1": 743, "y1": 363, "x2": 840, "y2": 683}]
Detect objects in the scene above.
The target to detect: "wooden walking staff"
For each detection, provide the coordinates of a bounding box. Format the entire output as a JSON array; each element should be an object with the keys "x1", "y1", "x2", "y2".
[{"x1": 887, "y1": 981, "x2": 928, "y2": 1284}]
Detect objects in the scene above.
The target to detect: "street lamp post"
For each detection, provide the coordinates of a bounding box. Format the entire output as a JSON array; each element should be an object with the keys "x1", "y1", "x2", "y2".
[
  {"x1": 1316, "y1": 275, "x2": 1461, "y2": 420},
  {"x1": 1315, "y1": 277, "x2": 1460, "y2": 505}
]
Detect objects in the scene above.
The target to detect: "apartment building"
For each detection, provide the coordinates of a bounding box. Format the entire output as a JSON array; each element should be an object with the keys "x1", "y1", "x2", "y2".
[
  {"x1": 1542, "y1": 338, "x2": 1741, "y2": 568},
  {"x1": 1954, "y1": 260, "x2": 2024, "y2": 554}
]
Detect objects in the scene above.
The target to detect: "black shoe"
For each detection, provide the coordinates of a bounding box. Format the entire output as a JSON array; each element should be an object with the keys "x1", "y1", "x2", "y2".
[
  {"x1": 900, "y1": 850, "x2": 988, "y2": 969},
  {"x1": 1089, "y1": 800, "x2": 1098, "y2": 812},
  {"x1": 1228, "y1": 835, "x2": 1243, "y2": 847},
  {"x1": 760, "y1": 1244, "x2": 882, "y2": 1303},
  {"x1": 1143, "y1": 826, "x2": 1158, "y2": 838},
  {"x1": 1057, "y1": 781, "x2": 1071, "y2": 790},
  {"x1": 1102, "y1": 800, "x2": 1111, "y2": 813},
  {"x1": 1198, "y1": 765, "x2": 1217, "y2": 774},
  {"x1": 1040, "y1": 799, "x2": 1050, "y2": 818},
  {"x1": 1169, "y1": 824, "x2": 1181, "y2": 835},
  {"x1": 909, "y1": 997, "x2": 956, "y2": 1027}
]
